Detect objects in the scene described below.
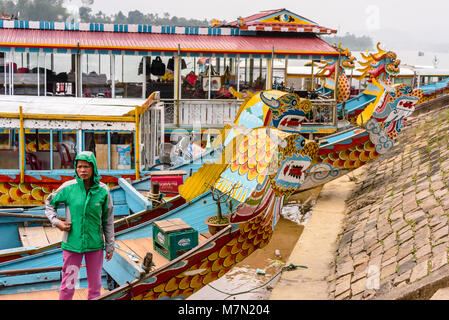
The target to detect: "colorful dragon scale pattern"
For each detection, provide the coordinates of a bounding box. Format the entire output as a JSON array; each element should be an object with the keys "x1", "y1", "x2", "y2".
[
  {"x1": 130, "y1": 183, "x2": 277, "y2": 300},
  {"x1": 114, "y1": 128, "x2": 318, "y2": 300},
  {"x1": 0, "y1": 182, "x2": 53, "y2": 206}
]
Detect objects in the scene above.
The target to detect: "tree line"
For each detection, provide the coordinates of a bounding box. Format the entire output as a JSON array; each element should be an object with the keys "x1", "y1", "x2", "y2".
[
  {"x1": 323, "y1": 33, "x2": 374, "y2": 51},
  {"x1": 0, "y1": 0, "x2": 211, "y2": 26}
]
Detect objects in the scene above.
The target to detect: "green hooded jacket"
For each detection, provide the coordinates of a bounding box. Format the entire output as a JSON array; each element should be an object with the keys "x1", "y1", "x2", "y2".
[{"x1": 45, "y1": 151, "x2": 115, "y2": 253}]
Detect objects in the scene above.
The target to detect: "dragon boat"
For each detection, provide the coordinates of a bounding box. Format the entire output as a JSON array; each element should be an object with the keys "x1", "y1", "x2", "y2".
[{"x1": 0, "y1": 43, "x2": 424, "y2": 300}]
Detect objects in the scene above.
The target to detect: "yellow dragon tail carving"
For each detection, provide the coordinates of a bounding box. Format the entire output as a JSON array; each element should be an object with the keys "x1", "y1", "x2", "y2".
[{"x1": 179, "y1": 134, "x2": 244, "y2": 202}]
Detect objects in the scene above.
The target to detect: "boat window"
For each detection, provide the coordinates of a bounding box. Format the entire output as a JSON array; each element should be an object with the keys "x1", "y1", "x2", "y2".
[
  {"x1": 24, "y1": 130, "x2": 77, "y2": 170},
  {"x1": 52, "y1": 131, "x2": 77, "y2": 169},
  {"x1": 394, "y1": 78, "x2": 413, "y2": 86},
  {"x1": 47, "y1": 53, "x2": 75, "y2": 97},
  {"x1": 144, "y1": 56, "x2": 174, "y2": 100},
  {"x1": 84, "y1": 131, "x2": 135, "y2": 170},
  {"x1": 240, "y1": 58, "x2": 268, "y2": 94},
  {"x1": 180, "y1": 57, "x2": 240, "y2": 100},
  {"x1": 12, "y1": 52, "x2": 46, "y2": 96},
  {"x1": 115, "y1": 55, "x2": 146, "y2": 99},
  {"x1": 81, "y1": 53, "x2": 112, "y2": 98},
  {"x1": 0, "y1": 129, "x2": 19, "y2": 169}
]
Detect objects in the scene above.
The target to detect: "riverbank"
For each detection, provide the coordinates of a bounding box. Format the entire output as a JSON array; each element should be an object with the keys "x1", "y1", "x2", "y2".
[{"x1": 187, "y1": 186, "x2": 323, "y2": 300}]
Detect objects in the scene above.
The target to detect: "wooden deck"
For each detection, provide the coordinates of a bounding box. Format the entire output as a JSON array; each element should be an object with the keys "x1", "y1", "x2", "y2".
[{"x1": 18, "y1": 226, "x2": 63, "y2": 247}]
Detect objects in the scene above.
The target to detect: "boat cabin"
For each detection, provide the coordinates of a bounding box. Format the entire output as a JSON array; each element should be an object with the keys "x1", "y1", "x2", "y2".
[
  {"x1": 0, "y1": 9, "x2": 342, "y2": 140},
  {"x1": 0, "y1": 94, "x2": 165, "y2": 206}
]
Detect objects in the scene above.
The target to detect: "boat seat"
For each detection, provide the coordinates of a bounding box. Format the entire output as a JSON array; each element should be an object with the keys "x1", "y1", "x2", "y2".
[{"x1": 18, "y1": 226, "x2": 63, "y2": 247}]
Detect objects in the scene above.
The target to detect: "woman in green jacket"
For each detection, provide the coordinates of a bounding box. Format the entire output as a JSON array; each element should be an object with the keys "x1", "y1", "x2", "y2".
[{"x1": 45, "y1": 151, "x2": 114, "y2": 300}]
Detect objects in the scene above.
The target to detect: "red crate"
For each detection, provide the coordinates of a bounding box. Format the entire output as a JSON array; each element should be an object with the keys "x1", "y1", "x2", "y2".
[{"x1": 150, "y1": 170, "x2": 186, "y2": 196}]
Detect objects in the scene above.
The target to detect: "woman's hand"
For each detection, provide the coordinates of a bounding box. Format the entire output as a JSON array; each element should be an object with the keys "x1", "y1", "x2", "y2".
[
  {"x1": 105, "y1": 251, "x2": 113, "y2": 261},
  {"x1": 56, "y1": 221, "x2": 72, "y2": 232}
]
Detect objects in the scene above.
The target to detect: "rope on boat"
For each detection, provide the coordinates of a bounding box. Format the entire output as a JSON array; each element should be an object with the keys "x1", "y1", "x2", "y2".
[
  {"x1": 206, "y1": 263, "x2": 308, "y2": 300},
  {"x1": 147, "y1": 191, "x2": 165, "y2": 205}
]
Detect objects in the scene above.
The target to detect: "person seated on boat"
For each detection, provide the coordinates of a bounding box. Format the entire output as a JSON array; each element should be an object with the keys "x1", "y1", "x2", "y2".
[{"x1": 45, "y1": 151, "x2": 114, "y2": 300}]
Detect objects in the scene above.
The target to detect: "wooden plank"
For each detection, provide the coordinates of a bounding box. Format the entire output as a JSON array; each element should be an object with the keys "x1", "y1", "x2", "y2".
[
  {"x1": 44, "y1": 227, "x2": 63, "y2": 243},
  {"x1": 150, "y1": 170, "x2": 186, "y2": 176},
  {"x1": 18, "y1": 226, "x2": 50, "y2": 247},
  {"x1": 199, "y1": 232, "x2": 211, "y2": 243},
  {"x1": 154, "y1": 218, "x2": 191, "y2": 233},
  {"x1": 18, "y1": 226, "x2": 31, "y2": 247},
  {"x1": 116, "y1": 238, "x2": 169, "y2": 269}
]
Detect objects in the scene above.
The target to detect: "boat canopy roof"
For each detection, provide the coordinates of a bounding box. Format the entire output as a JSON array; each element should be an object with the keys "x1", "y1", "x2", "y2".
[
  {"x1": 0, "y1": 9, "x2": 339, "y2": 58},
  {"x1": 0, "y1": 96, "x2": 145, "y2": 116}
]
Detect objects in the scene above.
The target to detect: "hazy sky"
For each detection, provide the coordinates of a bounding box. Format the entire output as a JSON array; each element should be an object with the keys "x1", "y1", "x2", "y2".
[{"x1": 82, "y1": 0, "x2": 448, "y2": 51}]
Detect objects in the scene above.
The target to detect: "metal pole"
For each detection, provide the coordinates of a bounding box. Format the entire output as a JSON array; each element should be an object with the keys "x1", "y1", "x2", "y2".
[
  {"x1": 44, "y1": 53, "x2": 47, "y2": 96},
  {"x1": 175, "y1": 44, "x2": 181, "y2": 126},
  {"x1": 111, "y1": 54, "x2": 115, "y2": 98},
  {"x1": 311, "y1": 60, "x2": 314, "y2": 92},
  {"x1": 142, "y1": 55, "x2": 146, "y2": 99},
  {"x1": 135, "y1": 106, "x2": 140, "y2": 180},
  {"x1": 4, "y1": 54, "x2": 7, "y2": 95},
  {"x1": 10, "y1": 50, "x2": 14, "y2": 95},
  {"x1": 236, "y1": 58, "x2": 240, "y2": 92},
  {"x1": 19, "y1": 106, "x2": 24, "y2": 183},
  {"x1": 208, "y1": 57, "x2": 211, "y2": 99},
  {"x1": 37, "y1": 53, "x2": 40, "y2": 96},
  {"x1": 334, "y1": 53, "x2": 341, "y2": 101}
]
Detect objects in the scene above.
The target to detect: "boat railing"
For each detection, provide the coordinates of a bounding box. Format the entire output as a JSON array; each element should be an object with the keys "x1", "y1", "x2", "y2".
[
  {"x1": 162, "y1": 98, "x2": 336, "y2": 128},
  {"x1": 305, "y1": 99, "x2": 337, "y2": 126},
  {"x1": 162, "y1": 99, "x2": 243, "y2": 127}
]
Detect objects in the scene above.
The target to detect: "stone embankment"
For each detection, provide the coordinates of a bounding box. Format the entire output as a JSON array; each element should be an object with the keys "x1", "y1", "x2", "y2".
[{"x1": 328, "y1": 98, "x2": 449, "y2": 300}]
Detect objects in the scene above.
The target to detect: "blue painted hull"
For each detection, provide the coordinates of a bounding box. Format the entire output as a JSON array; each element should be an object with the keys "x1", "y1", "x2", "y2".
[{"x1": 0, "y1": 187, "x2": 228, "y2": 295}]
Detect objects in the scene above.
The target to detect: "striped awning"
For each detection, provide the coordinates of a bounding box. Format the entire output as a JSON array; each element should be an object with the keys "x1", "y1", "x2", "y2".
[{"x1": 0, "y1": 27, "x2": 339, "y2": 60}]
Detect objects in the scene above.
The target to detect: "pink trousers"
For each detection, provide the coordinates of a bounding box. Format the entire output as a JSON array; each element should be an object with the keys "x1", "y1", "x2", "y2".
[{"x1": 59, "y1": 249, "x2": 104, "y2": 300}]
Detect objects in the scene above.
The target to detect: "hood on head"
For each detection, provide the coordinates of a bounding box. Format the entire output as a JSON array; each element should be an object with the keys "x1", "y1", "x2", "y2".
[{"x1": 74, "y1": 151, "x2": 100, "y2": 186}]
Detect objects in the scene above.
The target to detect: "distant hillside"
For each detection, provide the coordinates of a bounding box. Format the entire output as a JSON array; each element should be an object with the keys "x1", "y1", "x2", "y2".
[{"x1": 322, "y1": 33, "x2": 374, "y2": 51}]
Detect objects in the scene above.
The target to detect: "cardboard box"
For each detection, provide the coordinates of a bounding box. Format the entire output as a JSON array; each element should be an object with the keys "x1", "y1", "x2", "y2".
[{"x1": 95, "y1": 144, "x2": 131, "y2": 170}]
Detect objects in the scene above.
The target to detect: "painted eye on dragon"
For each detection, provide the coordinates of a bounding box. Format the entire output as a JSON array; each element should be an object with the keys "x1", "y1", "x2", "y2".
[{"x1": 292, "y1": 100, "x2": 297, "y2": 106}]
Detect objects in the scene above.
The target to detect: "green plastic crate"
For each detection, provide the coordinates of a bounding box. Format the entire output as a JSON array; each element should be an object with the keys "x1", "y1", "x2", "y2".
[{"x1": 153, "y1": 221, "x2": 198, "y2": 261}]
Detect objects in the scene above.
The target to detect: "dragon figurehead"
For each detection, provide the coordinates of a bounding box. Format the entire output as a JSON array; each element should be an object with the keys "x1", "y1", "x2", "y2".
[
  {"x1": 180, "y1": 89, "x2": 319, "y2": 227},
  {"x1": 230, "y1": 89, "x2": 312, "y2": 133},
  {"x1": 316, "y1": 44, "x2": 357, "y2": 103},
  {"x1": 356, "y1": 42, "x2": 401, "y2": 84}
]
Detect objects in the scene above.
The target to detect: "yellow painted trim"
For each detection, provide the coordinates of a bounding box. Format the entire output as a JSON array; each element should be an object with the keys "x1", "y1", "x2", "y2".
[
  {"x1": 302, "y1": 128, "x2": 337, "y2": 134},
  {"x1": 0, "y1": 112, "x2": 135, "y2": 122},
  {"x1": 267, "y1": 58, "x2": 273, "y2": 90},
  {"x1": 134, "y1": 107, "x2": 140, "y2": 180},
  {"x1": 19, "y1": 106, "x2": 25, "y2": 183},
  {"x1": 357, "y1": 78, "x2": 385, "y2": 126},
  {"x1": 174, "y1": 55, "x2": 180, "y2": 126}
]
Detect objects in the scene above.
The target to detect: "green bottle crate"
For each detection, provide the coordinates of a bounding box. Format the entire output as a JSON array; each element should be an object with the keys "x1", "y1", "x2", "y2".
[{"x1": 153, "y1": 219, "x2": 198, "y2": 261}]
